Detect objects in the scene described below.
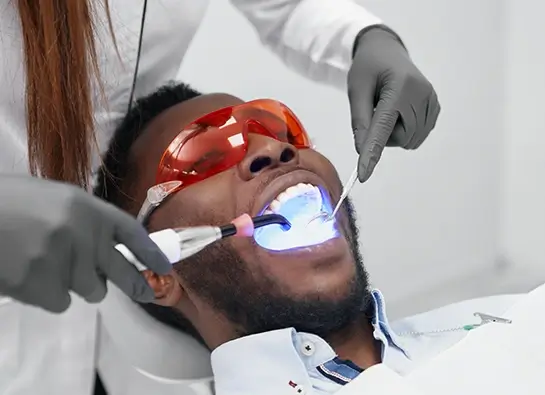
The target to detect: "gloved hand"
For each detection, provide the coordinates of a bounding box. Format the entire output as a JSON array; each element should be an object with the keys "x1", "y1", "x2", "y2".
[
  {"x1": 0, "y1": 175, "x2": 170, "y2": 313},
  {"x1": 348, "y1": 25, "x2": 441, "y2": 182}
]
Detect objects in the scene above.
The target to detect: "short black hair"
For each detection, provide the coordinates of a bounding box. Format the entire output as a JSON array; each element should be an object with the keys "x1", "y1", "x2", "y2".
[
  {"x1": 94, "y1": 81, "x2": 204, "y2": 343},
  {"x1": 94, "y1": 81, "x2": 201, "y2": 207}
]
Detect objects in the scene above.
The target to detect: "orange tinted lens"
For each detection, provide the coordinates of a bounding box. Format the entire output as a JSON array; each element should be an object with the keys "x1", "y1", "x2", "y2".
[
  {"x1": 156, "y1": 100, "x2": 311, "y2": 186},
  {"x1": 157, "y1": 114, "x2": 247, "y2": 186},
  {"x1": 239, "y1": 100, "x2": 312, "y2": 148}
]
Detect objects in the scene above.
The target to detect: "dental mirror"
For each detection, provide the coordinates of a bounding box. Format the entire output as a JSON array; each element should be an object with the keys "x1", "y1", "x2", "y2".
[{"x1": 308, "y1": 165, "x2": 359, "y2": 225}]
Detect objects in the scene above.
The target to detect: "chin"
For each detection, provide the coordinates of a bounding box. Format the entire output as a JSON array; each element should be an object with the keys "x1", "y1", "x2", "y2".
[
  {"x1": 238, "y1": 256, "x2": 365, "y2": 339},
  {"x1": 298, "y1": 254, "x2": 358, "y2": 295},
  {"x1": 250, "y1": 239, "x2": 358, "y2": 306}
]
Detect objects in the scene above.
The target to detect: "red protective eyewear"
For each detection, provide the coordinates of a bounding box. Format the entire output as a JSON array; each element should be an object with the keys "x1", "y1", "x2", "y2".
[{"x1": 137, "y1": 99, "x2": 313, "y2": 223}]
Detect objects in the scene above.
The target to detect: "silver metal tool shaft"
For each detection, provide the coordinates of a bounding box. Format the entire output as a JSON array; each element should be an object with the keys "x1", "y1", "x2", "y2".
[
  {"x1": 115, "y1": 226, "x2": 222, "y2": 272},
  {"x1": 176, "y1": 226, "x2": 223, "y2": 261},
  {"x1": 328, "y1": 165, "x2": 359, "y2": 221}
]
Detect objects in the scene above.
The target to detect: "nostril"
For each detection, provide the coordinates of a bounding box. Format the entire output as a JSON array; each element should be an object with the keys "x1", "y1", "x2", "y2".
[
  {"x1": 249, "y1": 156, "x2": 272, "y2": 173},
  {"x1": 280, "y1": 148, "x2": 295, "y2": 163}
]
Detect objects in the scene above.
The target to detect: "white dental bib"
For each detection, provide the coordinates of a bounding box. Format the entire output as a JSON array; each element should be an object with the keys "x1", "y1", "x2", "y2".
[{"x1": 337, "y1": 283, "x2": 545, "y2": 395}]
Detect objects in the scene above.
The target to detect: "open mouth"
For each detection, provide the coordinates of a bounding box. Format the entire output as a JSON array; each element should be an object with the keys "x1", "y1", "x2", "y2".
[{"x1": 254, "y1": 183, "x2": 340, "y2": 251}]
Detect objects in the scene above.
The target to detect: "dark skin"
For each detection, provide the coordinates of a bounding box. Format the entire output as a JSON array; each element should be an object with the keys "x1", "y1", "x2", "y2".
[{"x1": 126, "y1": 93, "x2": 381, "y2": 369}]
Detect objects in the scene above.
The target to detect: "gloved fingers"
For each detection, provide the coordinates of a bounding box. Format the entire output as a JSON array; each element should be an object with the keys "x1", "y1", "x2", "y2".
[
  {"x1": 101, "y1": 245, "x2": 155, "y2": 303},
  {"x1": 405, "y1": 103, "x2": 423, "y2": 149},
  {"x1": 357, "y1": 97, "x2": 399, "y2": 182},
  {"x1": 102, "y1": 201, "x2": 171, "y2": 275},
  {"x1": 347, "y1": 70, "x2": 377, "y2": 155},
  {"x1": 71, "y1": 263, "x2": 107, "y2": 304},
  {"x1": 41, "y1": 290, "x2": 71, "y2": 313},
  {"x1": 393, "y1": 90, "x2": 438, "y2": 149},
  {"x1": 415, "y1": 113, "x2": 440, "y2": 150},
  {"x1": 386, "y1": 121, "x2": 408, "y2": 147},
  {"x1": 91, "y1": 216, "x2": 154, "y2": 303},
  {"x1": 83, "y1": 278, "x2": 107, "y2": 304},
  {"x1": 9, "y1": 272, "x2": 72, "y2": 313},
  {"x1": 383, "y1": 94, "x2": 419, "y2": 148},
  {"x1": 15, "y1": 290, "x2": 71, "y2": 314},
  {"x1": 413, "y1": 93, "x2": 441, "y2": 150},
  {"x1": 385, "y1": 106, "x2": 414, "y2": 148},
  {"x1": 49, "y1": 225, "x2": 107, "y2": 304},
  {"x1": 425, "y1": 91, "x2": 441, "y2": 131},
  {"x1": 89, "y1": 201, "x2": 159, "y2": 302}
]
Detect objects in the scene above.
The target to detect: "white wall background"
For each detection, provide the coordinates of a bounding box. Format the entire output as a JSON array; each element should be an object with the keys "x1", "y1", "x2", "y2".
[
  {"x1": 501, "y1": 1, "x2": 545, "y2": 287},
  {"x1": 178, "y1": 0, "x2": 545, "y2": 318}
]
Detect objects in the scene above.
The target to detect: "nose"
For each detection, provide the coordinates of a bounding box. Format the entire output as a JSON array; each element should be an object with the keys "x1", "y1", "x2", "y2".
[{"x1": 237, "y1": 134, "x2": 299, "y2": 180}]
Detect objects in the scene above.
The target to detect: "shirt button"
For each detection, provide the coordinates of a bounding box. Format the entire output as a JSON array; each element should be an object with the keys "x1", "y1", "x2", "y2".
[
  {"x1": 301, "y1": 341, "x2": 315, "y2": 356},
  {"x1": 295, "y1": 384, "x2": 306, "y2": 394}
]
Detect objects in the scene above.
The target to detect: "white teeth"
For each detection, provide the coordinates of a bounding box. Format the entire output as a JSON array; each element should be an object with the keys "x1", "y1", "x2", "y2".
[
  {"x1": 277, "y1": 192, "x2": 290, "y2": 203},
  {"x1": 269, "y1": 200, "x2": 281, "y2": 211},
  {"x1": 264, "y1": 183, "x2": 322, "y2": 214},
  {"x1": 285, "y1": 186, "x2": 299, "y2": 195}
]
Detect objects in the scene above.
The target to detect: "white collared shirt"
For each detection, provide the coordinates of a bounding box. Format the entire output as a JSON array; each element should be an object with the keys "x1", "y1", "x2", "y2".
[
  {"x1": 211, "y1": 290, "x2": 409, "y2": 395},
  {"x1": 96, "y1": 283, "x2": 522, "y2": 395},
  {"x1": 209, "y1": 290, "x2": 522, "y2": 395}
]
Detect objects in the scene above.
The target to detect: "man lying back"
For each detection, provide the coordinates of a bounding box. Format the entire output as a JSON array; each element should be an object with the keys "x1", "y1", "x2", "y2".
[{"x1": 94, "y1": 82, "x2": 520, "y2": 395}]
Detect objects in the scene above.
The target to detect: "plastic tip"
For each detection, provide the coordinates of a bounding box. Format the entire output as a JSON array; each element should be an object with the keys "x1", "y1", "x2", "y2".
[{"x1": 231, "y1": 213, "x2": 255, "y2": 237}]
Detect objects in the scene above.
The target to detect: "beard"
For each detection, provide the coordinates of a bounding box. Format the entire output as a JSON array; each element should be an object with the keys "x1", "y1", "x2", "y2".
[{"x1": 175, "y1": 197, "x2": 370, "y2": 339}]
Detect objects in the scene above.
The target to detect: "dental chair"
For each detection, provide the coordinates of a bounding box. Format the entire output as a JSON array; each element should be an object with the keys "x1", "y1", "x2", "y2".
[
  {"x1": 97, "y1": 284, "x2": 214, "y2": 395},
  {"x1": 97, "y1": 282, "x2": 524, "y2": 395}
]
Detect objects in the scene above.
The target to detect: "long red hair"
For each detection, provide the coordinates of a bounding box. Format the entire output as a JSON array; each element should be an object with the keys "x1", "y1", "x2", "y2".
[{"x1": 17, "y1": 0, "x2": 117, "y2": 189}]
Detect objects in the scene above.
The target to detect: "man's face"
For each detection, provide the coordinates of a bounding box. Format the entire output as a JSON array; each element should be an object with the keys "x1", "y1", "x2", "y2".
[{"x1": 129, "y1": 94, "x2": 369, "y2": 339}]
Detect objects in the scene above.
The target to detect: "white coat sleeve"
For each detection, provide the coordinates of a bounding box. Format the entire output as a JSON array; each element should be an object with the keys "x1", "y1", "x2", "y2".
[{"x1": 229, "y1": 0, "x2": 382, "y2": 90}]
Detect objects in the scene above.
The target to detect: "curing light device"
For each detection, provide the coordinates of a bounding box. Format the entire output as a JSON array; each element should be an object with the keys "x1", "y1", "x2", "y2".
[
  {"x1": 116, "y1": 214, "x2": 290, "y2": 271},
  {"x1": 254, "y1": 184, "x2": 340, "y2": 251}
]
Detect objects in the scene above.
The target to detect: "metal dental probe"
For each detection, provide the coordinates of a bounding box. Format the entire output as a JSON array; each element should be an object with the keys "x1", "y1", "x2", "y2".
[
  {"x1": 329, "y1": 164, "x2": 359, "y2": 220},
  {"x1": 308, "y1": 164, "x2": 359, "y2": 224},
  {"x1": 114, "y1": 214, "x2": 291, "y2": 272}
]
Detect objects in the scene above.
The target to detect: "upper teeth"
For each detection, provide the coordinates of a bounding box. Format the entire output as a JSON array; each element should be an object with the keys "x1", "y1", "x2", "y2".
[{"x1": 264, "y1": 183, "x2": 322, "y2": 214}]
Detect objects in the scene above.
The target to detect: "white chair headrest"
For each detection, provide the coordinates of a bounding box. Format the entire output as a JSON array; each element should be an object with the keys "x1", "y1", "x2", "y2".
[{"x1": 98, "y1": 283, "x2": 212, "y2": 380}]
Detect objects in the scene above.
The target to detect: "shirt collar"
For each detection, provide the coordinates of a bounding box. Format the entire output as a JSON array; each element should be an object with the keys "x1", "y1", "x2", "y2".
[
  {"x1": 211, "y1": 289, "x2": 408, "y2": 393},
  {"x1": 369, "y1": 289, "x2": 408, "y2": 356},
  {"x1": 212, "y1": 328, "x2": 310, "y2": 394}
]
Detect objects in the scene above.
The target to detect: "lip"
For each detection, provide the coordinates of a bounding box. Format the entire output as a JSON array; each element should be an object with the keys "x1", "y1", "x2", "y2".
[
  {"x1": 252, "y1": 169, "x2": 334, "y2": 217},
  {"x1": 259, "y1": 235, "x2": 346, "y2": 261}
]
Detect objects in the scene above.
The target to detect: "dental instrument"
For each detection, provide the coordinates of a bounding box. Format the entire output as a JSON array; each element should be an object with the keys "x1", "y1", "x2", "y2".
[
  {"x1": 330, "y1": 164, "x2": 359, "y2": 220},
  {"x1": 308, "y1": 164, "x2": 359, "y2": 224},
  {"x1": 115, "y1": 214, "x2": 291, "y2": 272}
]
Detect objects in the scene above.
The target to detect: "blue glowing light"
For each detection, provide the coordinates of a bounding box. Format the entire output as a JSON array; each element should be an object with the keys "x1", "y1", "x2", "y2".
[{"x1": 254, "y1": 187, "x2": 339, "y2": 251}]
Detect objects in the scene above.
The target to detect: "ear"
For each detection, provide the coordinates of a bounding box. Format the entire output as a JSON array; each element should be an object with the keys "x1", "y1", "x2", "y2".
[{"x1": 141, "y1": 270, "x2": 183, "y2": 307}]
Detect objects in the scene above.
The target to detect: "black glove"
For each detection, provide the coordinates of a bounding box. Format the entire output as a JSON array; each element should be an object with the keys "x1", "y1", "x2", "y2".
[
  {"x1": 0, "y1": 175, "x2": 170, "y2": 313},
  {"x1": 348, "y1": 25, "x2": 441, "y2": 182}
]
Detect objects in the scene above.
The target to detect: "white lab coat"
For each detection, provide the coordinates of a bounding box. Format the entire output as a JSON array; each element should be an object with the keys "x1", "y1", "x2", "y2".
[{"x1": 0, "y1": 0, "x2": 381, "y2": 394}]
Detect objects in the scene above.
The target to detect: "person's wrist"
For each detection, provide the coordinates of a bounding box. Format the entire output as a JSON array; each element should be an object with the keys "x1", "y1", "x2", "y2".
[{"x1": 352, "y1": 24, "x2": 407, "y2": 58}]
